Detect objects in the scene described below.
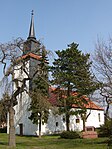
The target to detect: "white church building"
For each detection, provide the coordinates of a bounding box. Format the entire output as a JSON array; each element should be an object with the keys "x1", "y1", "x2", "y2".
[{"x1": 7, "y1": 12, "x2": 104, "y2": 136}]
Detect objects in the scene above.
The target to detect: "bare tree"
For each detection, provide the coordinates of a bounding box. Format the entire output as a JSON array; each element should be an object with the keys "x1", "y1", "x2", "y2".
[{"x1": 92, "y1": 38, "x2": 112, "y2": 122}]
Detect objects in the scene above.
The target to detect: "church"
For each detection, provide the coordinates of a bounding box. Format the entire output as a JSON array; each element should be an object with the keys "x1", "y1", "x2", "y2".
[{"x1": 7, "y1": 12, "x2": 104, "y2": 136}]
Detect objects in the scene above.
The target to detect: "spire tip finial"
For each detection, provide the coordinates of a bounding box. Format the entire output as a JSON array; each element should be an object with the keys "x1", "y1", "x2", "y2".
[
  {"x1": 31, "y1": 10, "x2": 34, "y2": 16},
  {"x1": 27, "y1": 10, "x2": 36, "y2": 40}
]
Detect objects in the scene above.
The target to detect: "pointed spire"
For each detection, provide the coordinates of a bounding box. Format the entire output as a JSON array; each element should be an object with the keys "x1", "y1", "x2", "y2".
[{"x1": 28, "y1": 10, "x2": 36, "y2": 39}]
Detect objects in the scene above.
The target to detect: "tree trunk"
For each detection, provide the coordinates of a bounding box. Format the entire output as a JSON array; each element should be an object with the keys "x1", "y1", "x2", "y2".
[
  {"x1": 82, "y1": 119, "x2": 86, "y2": 131},
  {"x1": 65, "y1": 82, "x2": 70, "y2": 131},
  {"x1": 82, "y1": 111, "x2": 91, "y2": 131},
  {"x1": 8, "y1": 106, "x2": 16, "y2": 147},
  {"x1": 66, "y1": 113, "x2": 70, "y2": 131},
  {"x1": 105, "y1": 98, "x2": 110, "y2": 124},
  {"x1": 81, "y1": 113, "x2": 87, "y2": 131},
  {"x1": 39, "y1": 113, "x2": 42, "y2": 138}
]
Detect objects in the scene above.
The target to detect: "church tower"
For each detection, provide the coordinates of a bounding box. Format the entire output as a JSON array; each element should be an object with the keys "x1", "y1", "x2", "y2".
[
  {"x1": 9, "y1": 11, "x2": 49, "y2": 136},
  {"x1": 21, "y1": 11, "x2": 44, "y2": 86}
]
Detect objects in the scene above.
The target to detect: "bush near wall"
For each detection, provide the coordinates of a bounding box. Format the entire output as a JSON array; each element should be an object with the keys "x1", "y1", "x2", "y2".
[
  {"x1": 107, "y1": 135, "x2": 112, "y2": 148},
  {"x1": 60, "y1": 131, "x2": 80, "y2": 139},
  {"x1": 98, "y1": 119, "x2": 112, "y2": 137},
  {"x1": 0, "y1": 127, "x2": 7, "y2": 133}
]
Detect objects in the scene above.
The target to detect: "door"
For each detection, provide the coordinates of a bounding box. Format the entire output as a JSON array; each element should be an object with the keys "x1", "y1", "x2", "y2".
[{"x1": 19, "y1": 123, "x2": 23, "y2": 136}]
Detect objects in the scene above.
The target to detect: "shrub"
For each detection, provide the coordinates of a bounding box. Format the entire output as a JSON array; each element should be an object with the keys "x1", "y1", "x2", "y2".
[
  {"x1": 0, "y1": 127, "x2": 7, "y2": 133},
  {"x1": 108, "y1": 135, "x2": 112, "y2": 147},
  {"x1": 60, "y1": 131, "x2": 80, "y2": 139},
  {"x1": 98, "y1": 119, "x2": 112, "y2": 137}
]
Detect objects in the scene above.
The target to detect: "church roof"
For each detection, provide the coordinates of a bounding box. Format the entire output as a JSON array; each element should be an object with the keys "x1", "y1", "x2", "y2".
[
  {"x1": 49, "y1": 87, "x2": 104, "y2": 111},
  {"x1": 21, "y1": 53, "x2": 41, "y2": 60},
  {"x1": 72, "y1": 97, "x2": 104, "y2": 110}
]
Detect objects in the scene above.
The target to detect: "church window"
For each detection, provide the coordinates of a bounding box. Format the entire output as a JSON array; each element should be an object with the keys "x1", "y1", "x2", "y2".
[
  {"x1": 98, "y1": 113, "x2": 101, "y2": 122},
  {"x1": 63, "y1": 116, "x2": 65, "y2": 122},
  {"x1": 76, "y1": 118, "x2": 80, "y2": 123},
  {"x1": 56, "y1": 122, "x2": 58, "y2": 127}
]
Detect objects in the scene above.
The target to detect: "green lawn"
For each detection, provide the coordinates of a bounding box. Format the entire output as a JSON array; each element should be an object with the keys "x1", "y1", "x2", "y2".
[{"x1": 0, "y1": 133, "x2": 109, "y2": 149}]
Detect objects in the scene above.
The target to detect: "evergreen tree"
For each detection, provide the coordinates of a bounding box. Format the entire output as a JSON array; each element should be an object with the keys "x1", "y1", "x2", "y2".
[
  {"x1": 29, "y1": 46, "x2": 50, "y2": 138},
  {"x1": 0, "y1": 93, "x2": 10, "y2": 126},
  {"x1": 51, "y1": 42, "x2": 97, "y2": 131}
]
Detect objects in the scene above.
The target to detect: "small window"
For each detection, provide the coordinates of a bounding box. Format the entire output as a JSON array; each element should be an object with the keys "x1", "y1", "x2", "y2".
[
  {"x1": 76, "y1": 118, "x2": 80, "y2": 123},
  {"x1": 56, "y1": 122, "x2": 58, "y2": 127},
  {"x1": 98, "y1": 113, "x2": 101, "y2": 122},
  {"x1": 63, "y1": 117, "x2": 65, "y2": 123}
]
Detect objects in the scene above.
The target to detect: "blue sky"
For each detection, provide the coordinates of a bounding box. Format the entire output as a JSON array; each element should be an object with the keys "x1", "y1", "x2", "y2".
[
  {"x1": 0, "y1": 0, "x2": 112, "y2": 56},
  {"x1": 0, "y1": 0, "x2": 112, "y2": 96}
]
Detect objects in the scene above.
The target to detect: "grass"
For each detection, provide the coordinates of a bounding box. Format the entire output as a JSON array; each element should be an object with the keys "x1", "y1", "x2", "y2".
[{"x1": 0, "y1": 133, "x2": 109, "y2": 149}]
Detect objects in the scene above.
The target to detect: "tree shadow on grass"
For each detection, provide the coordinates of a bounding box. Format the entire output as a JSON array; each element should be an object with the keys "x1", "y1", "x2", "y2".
[
  {"x1": 80, "y1": 138, "x2": 108, "y2": 146},
  {"x1": 15, "y1": 137, "x2": 108, "y2": 149},
  {"x1": 95, "y1": 140, "x2": 108, "y2": 144},
  {"x1": 0, "y1": 142, "x2": 8, "y2": 145}
]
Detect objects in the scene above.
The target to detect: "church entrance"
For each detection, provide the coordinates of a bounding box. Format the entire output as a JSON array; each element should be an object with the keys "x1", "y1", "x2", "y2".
[{"x1": 19, "y1": 123, "x2": 23, "y2": 136}]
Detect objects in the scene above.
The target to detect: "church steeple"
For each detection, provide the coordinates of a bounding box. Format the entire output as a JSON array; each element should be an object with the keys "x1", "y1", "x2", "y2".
[
  {"x1": 23, "y1": 11, "x2": 40, "y2": 55},
  {"x1": 27, "y1": 10, "x2": 36, "y2": 40}
]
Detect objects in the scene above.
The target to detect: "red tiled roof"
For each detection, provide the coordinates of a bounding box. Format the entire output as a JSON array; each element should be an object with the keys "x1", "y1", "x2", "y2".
[
  {"x1": 17, "y1": 53, "x2": 49, "y2": 64},
  {"x1": 49, "y1": 87, "x2": 58, "y2": 106},
  {"x1": 72, "y1": 97, "x2": 104, "y2": 110},
  {"x1": 49, "y1": 87, "x2": 104, "y2": 111},
  {"x1": 21, "y1": 53, "x2": 41, "y2": 60}
]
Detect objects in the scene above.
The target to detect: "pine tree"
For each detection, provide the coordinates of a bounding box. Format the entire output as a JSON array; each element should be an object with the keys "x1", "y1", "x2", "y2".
[
  {"x1": 0, "y1": 93, "x2": 10, "y2": 127},
  {"x1": 29, "y1": 46, "x2": 50, "y2": 138},
  {"x1": 51, "y1": 42, "x2": 97, "y2": 131}
]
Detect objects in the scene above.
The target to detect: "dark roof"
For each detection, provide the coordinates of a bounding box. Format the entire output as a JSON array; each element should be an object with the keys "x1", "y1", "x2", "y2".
[{"x1": 27, "y1": 10, "x2": 36, "y2": 40}]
